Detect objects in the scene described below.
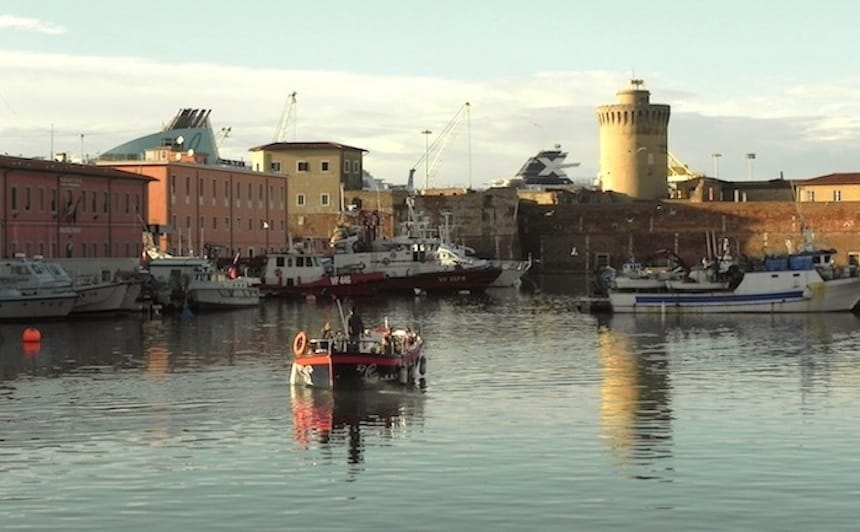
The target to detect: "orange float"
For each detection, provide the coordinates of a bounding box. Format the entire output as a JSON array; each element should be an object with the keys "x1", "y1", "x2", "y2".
[{"x1": 292, "y1": 330, "x2": 308, "y2": 357}]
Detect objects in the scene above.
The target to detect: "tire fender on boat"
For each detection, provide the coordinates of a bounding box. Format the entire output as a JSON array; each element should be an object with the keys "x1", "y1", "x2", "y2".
[
  {"x1": 418, "y1": 355, "x2": 427, "y2": 377},
  {"x1": 293, "y1": 330, "x2": 308, "y2": 357}
]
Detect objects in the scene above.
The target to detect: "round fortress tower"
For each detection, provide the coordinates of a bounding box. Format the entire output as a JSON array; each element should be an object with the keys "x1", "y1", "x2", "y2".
[{"x1": 596, "y1": 79, "x2": 671, "y2": 200}]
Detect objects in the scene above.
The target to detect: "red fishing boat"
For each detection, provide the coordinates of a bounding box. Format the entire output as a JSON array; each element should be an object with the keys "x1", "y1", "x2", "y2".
[{"x1": 290, "y1": 321, "x2": 426, "y2": 389}]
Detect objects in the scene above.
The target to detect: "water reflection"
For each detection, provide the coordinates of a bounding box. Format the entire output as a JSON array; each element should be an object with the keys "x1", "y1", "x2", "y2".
[
  {"x1": 291, "y1": 386, "x2": 425, "y2": 479},
  {"x1": 596, "y1": 313, "x2": 673, "y2": 480},
  {"x1": 0, "y1": 317, "x2": 146, "y2": 382}
]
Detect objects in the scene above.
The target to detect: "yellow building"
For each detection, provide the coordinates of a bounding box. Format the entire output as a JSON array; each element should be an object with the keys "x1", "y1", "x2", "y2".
[
  {"x1": 249, "y1": 142, "x2": 367, "y2": 237},
  {"x1": 597, "y1": 80, "x2": 671, "y2": 200},
  {"x1": 794, "y1": 173, "x2": 860, "y2": 202}
]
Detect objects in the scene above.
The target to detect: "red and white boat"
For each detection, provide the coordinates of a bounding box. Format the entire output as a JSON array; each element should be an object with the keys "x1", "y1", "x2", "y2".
[
  {"x1": 290, "y1": 321, "x2": 426, "y2": 389},
  {"x1": 258, "y1": 250, "x2": 387, "y2": 298},
  {"x1": 328, "y1": 199, "x2": 503, "y2": 294}
]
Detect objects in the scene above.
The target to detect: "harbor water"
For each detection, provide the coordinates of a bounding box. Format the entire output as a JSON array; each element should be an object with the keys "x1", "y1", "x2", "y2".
[{"x1": 2, "y1": 286, "x2": 860, "y2": 530}]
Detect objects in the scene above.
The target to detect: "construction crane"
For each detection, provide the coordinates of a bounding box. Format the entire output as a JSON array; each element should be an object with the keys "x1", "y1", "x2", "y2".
[
  {"x1": 410, "y1": 102, "x2": 471, "y2": 190},
  {"x1": 215, "y1": 126, "x2": 231, "y2": 157},
  {"x1": 274, "y1": 91, "x2": 297, "y2": 142}
]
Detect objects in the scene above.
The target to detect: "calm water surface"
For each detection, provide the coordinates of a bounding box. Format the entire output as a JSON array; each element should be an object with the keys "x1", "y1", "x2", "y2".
[{"x1": 2, "y1": 288, "x2": 860, "y2": 531}]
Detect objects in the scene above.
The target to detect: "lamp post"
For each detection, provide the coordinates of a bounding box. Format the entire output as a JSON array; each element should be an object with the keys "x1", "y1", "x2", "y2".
[
  {"x1": 711, "y1": 153, "x2": 722, "y2": 178},
  {"x1": 80, "y1": 134, "x2": 84, "y2": 164},
  {"x1": 746, "y1": 153, "x2": 756, "y2": 179},
  {"x1": 421, "y1": 129, "x2": 432, "y2": 190}
]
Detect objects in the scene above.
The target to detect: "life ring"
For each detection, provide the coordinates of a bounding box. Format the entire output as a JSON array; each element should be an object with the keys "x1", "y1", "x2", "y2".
[
  {"x1": 382, "y1": 257, "x2": 390, "y2": 265},
  {"x1": 275, "y1": 268, "x2": 282, "y2": 278},
  {"x1": 292, "y1": 330, "x2": 308, "y2": 357}
]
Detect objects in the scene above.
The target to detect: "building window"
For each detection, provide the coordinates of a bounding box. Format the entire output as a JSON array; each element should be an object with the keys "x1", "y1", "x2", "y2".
[
  {"x1": 213, "y1": 217, "x2": 217, "y2": 230},
  {"x1": 51, "y1": 190, "x2": 57, "y2": 213},
  {"x1": 321, "y1": 161, "x2": 330, "y2": 172},
  {"x1": 91, "y1": 190, "x2": 97, "y2": 212},
  {"x1": 834, "y1": 190, "x2": 842, "y2": 202},
  {"x1": 185, "y1": 176, "x2": 190, "y2": 195},
  {"x1": 320, "y1": 193, "x2": 330, "y2": 207},
  {"x1": 200, "y1": 216, "x2": 204, "y2": 229},
  {"x1": 805, "y1": 190, "x2": 815, "y2": 202},
  {"x1": 354, "y1": 160, "x2": 361, "y2": 174},
  {"x1": 296, "y1": 193, "x2": 306, "y2": 206},
  {"x1": 10, "y1": 187, "x2": 17, "y2": 211},
  {"x1": 103, "y1": 192, "x2": 109, "y2": 213},
  {"x1": 186, "y1": 216, "x2": 191, "y2": 228},
  {"x1": 125, "y1": 193, "x2": 130, "y2": 213},
  {"x1": 297, "y1": 161, "x2": 309, "y2": 172},
  {"x1": 225, "y1": 217, "x2": 230, "y2": 230},
  {"x1": 248, "y1": 218, "x2": 252, "y2": 230},
  {"x1": 270, "y1": 161, "x2": 281, "y2": 172},
  {"x1": 24, "y1": 187, "x2": 31, "y2": 211}
]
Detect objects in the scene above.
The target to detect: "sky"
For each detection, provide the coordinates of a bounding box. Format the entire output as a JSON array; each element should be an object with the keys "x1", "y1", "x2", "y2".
[{"x1": 2, "y1": 0, "x2": 860, "y2": 188}]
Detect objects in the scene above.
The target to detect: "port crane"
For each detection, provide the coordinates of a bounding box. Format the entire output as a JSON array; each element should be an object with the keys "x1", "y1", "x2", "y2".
[
  {"x1": 409, "y1": 102, "x2": 471, "y2": 190},
  {"x1": 274, "y1": 91, "x2": 297, "y2": 142}
]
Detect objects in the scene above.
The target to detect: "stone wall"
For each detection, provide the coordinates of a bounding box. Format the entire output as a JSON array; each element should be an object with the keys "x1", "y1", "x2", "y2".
[{"x1": 519, "y1": 199, "x2": 860, "y2": 273}]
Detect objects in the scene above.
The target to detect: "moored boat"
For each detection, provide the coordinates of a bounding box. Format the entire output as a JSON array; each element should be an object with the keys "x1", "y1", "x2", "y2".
[
  {"x1": 259, "y1": 250, "x2": 387, "y2": 298},
  {"x1": 0, "y1": 255, "x2": 79, "y2": 319},
  {"x1": 608, "y1": 244, "x2": 860, "y2": 313},
  {"x1": 328, "y1": 199, "x2": 503, "y2": 294},
  {"x1": 146, "y1": 254, "x2": 262, "y2": 310}
]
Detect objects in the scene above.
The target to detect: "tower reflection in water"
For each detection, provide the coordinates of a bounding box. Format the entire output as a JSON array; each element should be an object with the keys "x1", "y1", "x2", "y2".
[
  {"x1": 596, "y1": 314, "x2": 673, "y2": 480},
  {"x1": 290, "y1": 386, "x2": 425, "y2": 473}
]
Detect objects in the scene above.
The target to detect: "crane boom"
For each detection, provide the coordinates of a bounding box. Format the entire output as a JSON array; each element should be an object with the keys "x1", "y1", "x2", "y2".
[
  {"x1": 274, "y1": 91, "x2": 297, "y2": 142},
  {"x1": 411, "y1": 102, "x2": 471, "y2": 189}
]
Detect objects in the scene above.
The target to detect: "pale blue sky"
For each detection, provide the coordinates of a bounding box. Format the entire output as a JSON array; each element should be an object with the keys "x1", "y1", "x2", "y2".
[{"x1": 2, "y1": 0, "x2": 860, "y2": 186}]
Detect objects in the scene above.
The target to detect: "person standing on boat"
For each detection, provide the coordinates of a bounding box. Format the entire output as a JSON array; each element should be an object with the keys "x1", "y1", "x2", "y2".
[{"x1": 348, "y1": 306, "x2": 365, "y2": 350}]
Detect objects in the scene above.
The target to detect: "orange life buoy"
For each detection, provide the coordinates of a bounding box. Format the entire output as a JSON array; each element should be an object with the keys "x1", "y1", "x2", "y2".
[{"x1": 293, "y1": 330, "x2": 308, "y2": 357}]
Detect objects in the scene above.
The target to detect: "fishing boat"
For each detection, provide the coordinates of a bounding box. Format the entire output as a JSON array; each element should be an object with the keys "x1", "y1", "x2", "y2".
[
  {"x1": 290, "y1": 313, "x2": 426, "y2": 389},
  {"x1": 608, "y1": 237, "x2": 860, "y2": 313}
]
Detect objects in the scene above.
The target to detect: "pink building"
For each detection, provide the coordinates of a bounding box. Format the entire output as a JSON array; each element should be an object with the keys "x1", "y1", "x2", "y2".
[{"x1": 0, "y1": 155, "x2": 153, "y2": 258}]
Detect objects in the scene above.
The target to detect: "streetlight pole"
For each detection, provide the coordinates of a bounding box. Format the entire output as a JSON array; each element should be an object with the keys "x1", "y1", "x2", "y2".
[
  {"x1": 421, "y1": 129, "x2": 432, "y2": 190},
  {"x1": 80, "y1": 134, "x2": 84, "y2": 164},
  {"x1": 711, "y1": 153, "x2": 722, "y2": 178},
  {"x1": 746, "y1": 153, "x2": 756, "y2": 179}
]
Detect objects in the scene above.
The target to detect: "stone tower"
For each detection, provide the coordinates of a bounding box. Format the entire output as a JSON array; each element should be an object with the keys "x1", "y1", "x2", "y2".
[{"x1": 596, "y1": 80, "x2": 671, "y2": 200}]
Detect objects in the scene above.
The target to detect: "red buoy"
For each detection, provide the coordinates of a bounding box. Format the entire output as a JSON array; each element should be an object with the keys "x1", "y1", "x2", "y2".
[{"x1": 22, "y1": 327, "x2": 42, "y2": 343}]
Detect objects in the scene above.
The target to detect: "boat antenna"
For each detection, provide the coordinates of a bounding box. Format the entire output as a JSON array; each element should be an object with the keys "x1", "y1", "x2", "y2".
[{"x1": 335, "y1": 298, "x2": 348, "y2": 332}]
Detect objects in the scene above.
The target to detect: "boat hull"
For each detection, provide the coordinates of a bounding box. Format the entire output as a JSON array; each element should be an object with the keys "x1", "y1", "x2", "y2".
[
  {"x1": 0, "y1": 293, "x2": 78, "y2": 320},
  {"x1": 384, "y1": 266, "x2": 502, "y2": 294},
  {"x1": 263, "y1": 272, "x2": 387, "y2": 299},
  {"x1": 188, "y1": 286, "x2": 261, "y2": 309},
  {"x1": 290, "y1": 344, "x2": 427, "y2": 389},
  {"x1": 72, "y1": 280, "x2": 129, "y2": 314},
  {"x1": 609, "y1": 274, "x2": 860, "y2": 313}
]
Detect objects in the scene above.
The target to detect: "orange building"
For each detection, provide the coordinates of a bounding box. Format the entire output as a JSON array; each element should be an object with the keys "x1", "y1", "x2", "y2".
[
  {"x1": 106, "y1": 147, "x2": 288, "y2": 258},
  {"x1": 0, "y1": 155, "x2": 152, "y2": 258}
]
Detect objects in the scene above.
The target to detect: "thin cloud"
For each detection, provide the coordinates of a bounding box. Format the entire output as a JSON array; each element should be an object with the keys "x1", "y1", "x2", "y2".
[
  {"x1": 1, "y1": 49, "x2": 859, "y2": 185},
  {"x1": 0, "y1": 14, "x2": 66, "y2": 35}
]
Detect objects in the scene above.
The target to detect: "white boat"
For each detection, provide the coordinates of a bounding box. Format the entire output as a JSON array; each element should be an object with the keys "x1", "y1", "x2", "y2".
[
  {"x1": 52, "y1": 258, "x2": 147, "y2": 313},
  {"x1": 0, "y1": 255, "x2": 79, "y2": 319},
  {"x1": 608, "y1": 247, "x2": 860, "y2": 313},
  {"x1": 327, "y1": 199, "x2": 504, "y2": 293},
  {"x1": 71, "y1": 274, "x2": 130, "y2": 314},
  {"x1": 146, "y1": 255, "x2": 261, "y2": 310}
]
